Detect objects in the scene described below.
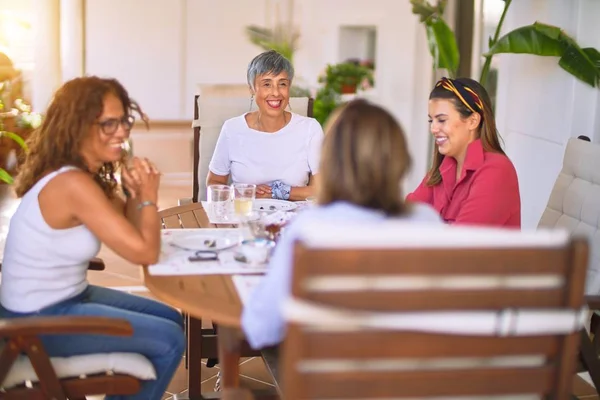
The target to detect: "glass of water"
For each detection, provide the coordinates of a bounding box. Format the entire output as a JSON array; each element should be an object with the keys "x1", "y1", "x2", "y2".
[
  {"x1": 207, "y1": 185, "x2": 232, "y2": 222},
  {"x1": 232, "y1": 183, "x2": 256, "y2": 218}
]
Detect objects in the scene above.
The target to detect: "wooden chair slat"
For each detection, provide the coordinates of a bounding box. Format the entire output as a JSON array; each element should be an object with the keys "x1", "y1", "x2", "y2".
[
  {"x1": 178, "y1": 210, "x2": 201, "y2": 229},
  {"x1": 293, "y1": 330, "x2": 560, "y2": 359},
  {"x1": 298, "y1": 367, "x2": 554, "y2": 399},
  {"x1": 297, "y1": 247, "x2": 568, "y2": 276},
  {"x1": 161, "y1": 215, "x2": 183, "y2": 229},
  {"x1": 305, "y1": 288, "x2": 564, "y2": 311},
  {"x1": 158, "y1": 203, "x2": 210, "y2": 229},
  {"x1": 4, "y1": 375, "x2": 141, "y2": 399}
]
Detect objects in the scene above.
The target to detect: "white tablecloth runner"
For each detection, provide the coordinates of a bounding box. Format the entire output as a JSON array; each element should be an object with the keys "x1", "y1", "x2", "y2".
[{"x1": 148, "y1": 229, "x2": 267, "y2": 275}]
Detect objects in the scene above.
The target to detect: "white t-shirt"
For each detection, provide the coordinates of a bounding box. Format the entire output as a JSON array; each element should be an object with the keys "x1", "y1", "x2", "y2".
[{"x1": 208, "y1": 113, "x2": 324, "y2": 186}]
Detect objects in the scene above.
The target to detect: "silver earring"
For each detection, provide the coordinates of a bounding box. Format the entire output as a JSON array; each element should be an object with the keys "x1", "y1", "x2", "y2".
[
  {"x1": 249, "y1": 95, "x2": 254, "y2": 112},
  {"x1": 287, "y1": 102, "x2": 292, "y2": 112}
]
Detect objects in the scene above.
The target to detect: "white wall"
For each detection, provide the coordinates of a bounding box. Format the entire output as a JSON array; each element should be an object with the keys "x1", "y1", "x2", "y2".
[
  {"x1": 85, "y1": 0, "x2": 187, "y2": 120},
  {"x1": 495, "y1": 0, "x2": 600, "y2": 229},
  {"x1": 83, "y1": 0, "x2": 433, "y2": 190}
]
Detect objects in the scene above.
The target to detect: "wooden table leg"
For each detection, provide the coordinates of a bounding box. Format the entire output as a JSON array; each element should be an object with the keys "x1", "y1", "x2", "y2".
[
  {"x1": 218, "y1": 326, "x2": 242, "y2": 389},
  {"x1": 188, "y1": 316, "x2": 204, "y2": 399}
]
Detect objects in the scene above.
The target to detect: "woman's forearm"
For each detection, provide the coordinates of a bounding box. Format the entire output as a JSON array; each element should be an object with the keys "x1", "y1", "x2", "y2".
[{"x1": 289, "y1": 185, "x2": 315, "y2": 201}]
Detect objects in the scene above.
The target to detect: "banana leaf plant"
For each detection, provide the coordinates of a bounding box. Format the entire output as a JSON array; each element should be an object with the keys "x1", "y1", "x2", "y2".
[
  {"x1": 410, "y1": 0, "x2": 459, "y2": 78},
  {"x1": 411, "y1": 0, "x2": 600, "y2": 90},
  {"x1": 245, "y1": 24, "x2": 299, "y2": 64},
  {"x1": 484, "y1": 21, "x2": 600, "y2": 88}
]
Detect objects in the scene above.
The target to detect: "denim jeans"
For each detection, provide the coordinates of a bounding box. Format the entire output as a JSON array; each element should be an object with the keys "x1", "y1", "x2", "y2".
[{"x1": 0, "y1": 285, "x2": 185, "y2": 400}]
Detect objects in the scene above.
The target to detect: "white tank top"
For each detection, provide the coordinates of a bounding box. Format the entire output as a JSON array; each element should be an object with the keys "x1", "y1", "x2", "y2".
[{"x1": 0, "y1": 166, "x2": 101, "y2": 312}]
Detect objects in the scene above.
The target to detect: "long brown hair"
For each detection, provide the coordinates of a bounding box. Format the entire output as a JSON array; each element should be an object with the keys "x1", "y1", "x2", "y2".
[
  {"x1": 318, "y1": 99, "x2": 412, "y2": 216},
  {"x1": 14, "y1": 76, "x2": 146, "y2": 198},
  {"x1": 426, "y1": 77, "x2": 504, "y2": 186}
]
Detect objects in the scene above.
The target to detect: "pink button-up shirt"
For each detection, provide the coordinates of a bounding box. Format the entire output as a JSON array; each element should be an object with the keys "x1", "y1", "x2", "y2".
[{"x1": 407, "y1": 139, "x2": 521, "y2": 228}]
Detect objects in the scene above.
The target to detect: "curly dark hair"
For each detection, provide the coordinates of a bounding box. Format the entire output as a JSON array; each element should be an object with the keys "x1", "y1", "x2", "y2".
[{"x1": 13, "y1": 76, "x2": 147, "y2": 198}]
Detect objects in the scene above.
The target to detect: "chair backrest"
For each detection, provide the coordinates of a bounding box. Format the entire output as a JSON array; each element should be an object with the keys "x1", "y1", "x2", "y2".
[
  {"x1": 158, "y1": 203, "x2": 209, "y2": 229},
  {"x1": 191, "y1": 96, "x2": 314, "y2": 202},
  {"x1": 538, "y1": 137, "x2": 600, "y2": 294},
  {"x1": 281, "y1": 222, "x2": 588, "y2": 399},
  {"x1": 195, "y1": 83, "x2": 250, "y2": 98}
]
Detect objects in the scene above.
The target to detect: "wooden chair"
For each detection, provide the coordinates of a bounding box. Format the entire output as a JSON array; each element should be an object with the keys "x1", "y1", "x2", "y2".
[
  {"x1": 191, "y1": 95, "x2": 314, "y2": 203},
  {"x1": 158, "y1": 203, "x2": 262, "y2": 398},
  {"x1": 0, "y1": 259, "x2": 150, "y2": 400},
  {"x1": 280, "y1": 222, "x2": 588, "y2": 399}
]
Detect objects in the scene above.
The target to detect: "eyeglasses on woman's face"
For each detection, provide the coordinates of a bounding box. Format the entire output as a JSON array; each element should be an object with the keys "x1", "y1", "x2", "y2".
[{"x1": 96, "y1": 115, "x2": 135, "y2": 135}]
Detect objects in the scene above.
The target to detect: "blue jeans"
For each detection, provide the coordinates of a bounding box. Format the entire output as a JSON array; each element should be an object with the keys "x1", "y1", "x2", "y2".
[{"x1": 0, "y1": 285, "x2": 185, "y2": 400}]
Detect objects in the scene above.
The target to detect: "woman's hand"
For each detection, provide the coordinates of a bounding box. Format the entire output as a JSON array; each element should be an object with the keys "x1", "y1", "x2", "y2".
[
  {"x1": 136, "y1": 157, "x2": 160, "y2": 204},
  {"x1": 122, "y1": 157, "x2": 160, "y2": 203},
  {"x1": 256, "y1": 184, "x2": 272, "y2": 199},
  {"x1": 121, "y1": 159, "x2": 142, "y2": 199}
]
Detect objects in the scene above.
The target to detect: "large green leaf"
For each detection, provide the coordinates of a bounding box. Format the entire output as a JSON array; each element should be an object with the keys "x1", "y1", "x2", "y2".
[
  {"x1": 485, "y1": 23, "x2": 567, "y2": 57},
  {"x1": 559, "y1": 44, "x2": 600, "y2": 87},
  {"x1": 583, "y1": 47, "x2": 600, "y2": 67},
  {"x1": 425, "y1": 18, "x2": 459, "y2": 77}
]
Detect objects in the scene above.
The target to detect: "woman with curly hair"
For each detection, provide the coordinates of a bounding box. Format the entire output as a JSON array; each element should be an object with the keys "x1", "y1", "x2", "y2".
[{"x1": 0, "y1": 76, "x2": 184, "y2": 399}]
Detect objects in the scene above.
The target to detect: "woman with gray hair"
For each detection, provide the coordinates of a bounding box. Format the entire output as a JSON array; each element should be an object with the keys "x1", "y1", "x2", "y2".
[{"x1": 207, "y1": 50, "x2": 324, "y2": 200}]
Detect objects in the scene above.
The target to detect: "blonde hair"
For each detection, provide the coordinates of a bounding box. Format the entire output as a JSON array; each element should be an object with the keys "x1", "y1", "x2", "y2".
[{"x1": 317, "y1": 99, "x2": 412, "y2": 216}]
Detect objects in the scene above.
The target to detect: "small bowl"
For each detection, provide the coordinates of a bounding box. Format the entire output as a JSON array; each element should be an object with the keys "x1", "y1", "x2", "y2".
[{"x1": 239, "y1": 238, "x2": 276, "y2": 265}]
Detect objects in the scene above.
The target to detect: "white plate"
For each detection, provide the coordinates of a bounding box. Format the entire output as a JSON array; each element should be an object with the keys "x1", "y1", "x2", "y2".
[
  {"x1": 253, "y1": 199, "x2": 297, "y2": 212},
  {"x1": 166, "y1": 233, "x2": 240, "y2": 251}
]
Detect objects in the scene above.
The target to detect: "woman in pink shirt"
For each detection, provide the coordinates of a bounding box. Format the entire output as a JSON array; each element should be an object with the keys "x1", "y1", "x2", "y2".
[{"x1": 407, "y1": 77, "x2": 521, "y2": 228}]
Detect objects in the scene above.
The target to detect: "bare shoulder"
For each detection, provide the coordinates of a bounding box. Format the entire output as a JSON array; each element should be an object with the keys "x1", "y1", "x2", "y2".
[{"x1": 45, "y1": 169, "x2": 105, "y2": 200}]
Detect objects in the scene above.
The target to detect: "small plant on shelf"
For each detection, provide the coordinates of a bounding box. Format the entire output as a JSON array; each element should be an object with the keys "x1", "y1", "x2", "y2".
[{"x1": 318, "y1": 62, "x2": 374, "y2": 95}]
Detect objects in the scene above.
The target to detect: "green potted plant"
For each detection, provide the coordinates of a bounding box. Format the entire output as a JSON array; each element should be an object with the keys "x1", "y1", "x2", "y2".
[
  {"x1": 410, "y1": 0, "x2": 600, "y2": 90},
  {"x1": 319, "y1": 62, "x2": 374, "y2": 94},
  {"x1": 0, "y1": 85, "x2": 34, "y2": 184}
]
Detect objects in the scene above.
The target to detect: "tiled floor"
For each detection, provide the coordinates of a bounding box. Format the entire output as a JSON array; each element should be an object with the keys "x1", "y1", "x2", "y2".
[{"x1": 0, "y1": 182, "x2": 597, "y2": 399}]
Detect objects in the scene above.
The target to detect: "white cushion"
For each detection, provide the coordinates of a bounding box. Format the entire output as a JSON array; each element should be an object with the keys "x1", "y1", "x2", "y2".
[
  {"x1": 194, "y1": 96, "x2": 310, "y2": 201},
  {"x1": 2, "y1": 349, "x2": 156, "y2": 389},
  {"x1": 538, "y1": 137, "x2": 600, "y2": 294}
]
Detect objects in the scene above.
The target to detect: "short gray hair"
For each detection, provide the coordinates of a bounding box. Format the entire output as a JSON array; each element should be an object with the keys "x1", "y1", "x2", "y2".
[{"x1": 247, "y1": 50, "x2": 294, "y2": 90}]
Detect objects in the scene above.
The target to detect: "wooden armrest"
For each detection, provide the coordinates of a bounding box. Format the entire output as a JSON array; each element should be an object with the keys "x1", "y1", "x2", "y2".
[
  {"x1": 0, "y1": 257, "x2": 106, "y2": 272},
  {"x1": 0, "y1": 316, "x2": 133, "y2": 338},
  {"x1": 222, "y1": 389, "x2": 255, "y2": 400},
  {"x1": 586, "y1": 295, "x2": 600, "y2": 310},
  {"x1": 88, "y1": 257, "x2": 105, "y2": 271}
]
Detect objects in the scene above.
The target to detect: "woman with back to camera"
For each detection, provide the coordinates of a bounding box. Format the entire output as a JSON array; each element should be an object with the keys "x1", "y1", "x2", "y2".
[
  {"x1": 241, "y1": 99, "x2": 442, "y2": 349},
  {"x1": 207, "y1": 50, "x2": 324, "y2": 201},
  {"x1": 407, "y1": 77, "x2": 521, "y2": 228},
  {"x1": 0, "y1": 76, "x2": 184, "y2": 399}
]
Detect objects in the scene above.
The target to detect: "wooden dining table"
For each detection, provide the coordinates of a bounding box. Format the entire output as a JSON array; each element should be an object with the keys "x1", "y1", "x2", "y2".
[{"x1": 142, "y1": 203, "x2": 276, "y2": 399}]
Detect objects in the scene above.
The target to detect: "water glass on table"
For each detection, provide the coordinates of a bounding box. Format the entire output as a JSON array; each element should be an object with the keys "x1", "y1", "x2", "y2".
[
  {"x1": 207, "y1": 184, "x2": 232, "y2": 222},
  {"x1": 232, "y1": 183, "x2": 256, "y2": 219}
]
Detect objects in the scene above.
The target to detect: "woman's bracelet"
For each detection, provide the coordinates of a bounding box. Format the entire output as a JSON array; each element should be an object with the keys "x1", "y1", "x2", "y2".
[
  {"x1": 271, "y1": 181, "x2": 291, "y2": 200},
  {"x1": 137, "y1": 200, "x2": 157, "y2": 211}
]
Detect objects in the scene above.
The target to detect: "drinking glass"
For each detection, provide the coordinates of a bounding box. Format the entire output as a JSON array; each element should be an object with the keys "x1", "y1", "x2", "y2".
[
  {"x1": 207, "y1": 185, "x2": 232, "y2": 222},
  {"x1": 232, "y1": 183, "x2": 256, "y2": 218}
]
